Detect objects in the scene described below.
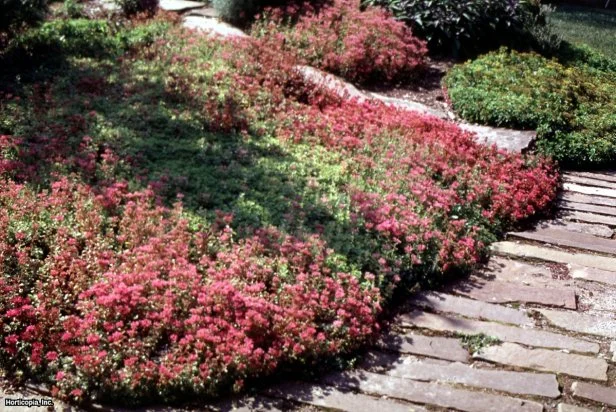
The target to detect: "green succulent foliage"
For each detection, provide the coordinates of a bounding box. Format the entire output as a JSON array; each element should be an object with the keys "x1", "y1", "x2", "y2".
[{"x1": 444, "y1": 48, "x2": 616, "y2": 166}]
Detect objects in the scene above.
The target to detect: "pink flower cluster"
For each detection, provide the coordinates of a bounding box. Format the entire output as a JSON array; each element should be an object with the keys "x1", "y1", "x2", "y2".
[
  {"x1": 0, "y1": 178, "x2": 380, "y2": 401},
  {"x1": 253, "y1": 0, "x2": 428, "y2": 84}
]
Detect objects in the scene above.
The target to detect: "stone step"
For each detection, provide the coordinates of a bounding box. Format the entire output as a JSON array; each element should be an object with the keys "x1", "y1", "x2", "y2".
[
  {"x1": 399, "y1": 310, "x2": 599, "y2": 353},
  {"x1": 557, "y1": 403, "x2": 594, "y2": 412},
  {"x1": 564, "y1": 182, "x2": 616, "y2": 199},
  {"x1": 322, "y1": 371, "x2": 544, "y2": 412},
  {"x1": 412, "y1": 291, "x2": 532, "y2": 325},
  {"x1": 452, "y1": 277, "x2": 577, "y2": 309},
  {"x1": 183, "y1": 16, "x2": 248, "y2": 38},
  {"x1": 560, "y1": 200, "x2": 616, "y2": 217},
  {"x1": 565, "y1": 171, "x2": 616, "y2": 184},
  {"x1": 187, "y1": 7, "x2": 219, "y2": 17},
  {"x1": 265, "y1": 382, "x2": 424, "y2": 412},
  {"x1": 572, "y1": 381, "x2": 616, "y2": 407},
  {"x1": 561, "y1": 210, "x2": 616, "y2": 227},
  {"x1": 536, "y1": 308, "x2": 616, "y2": 339},
  {"x1": 362, "y1": 351, "x2": 560, "y2": 398},
  {"x1": 482, "y1": 257, "x2": 565, "y2": 287},
  {"x1": 508, "y1": 227, "x2": 616, "y2": 256},
  {"x1": 475, "y1": 342, "x2": 608, "y2": 381},
  {"x1": 491, "y1": 241, "x2": 616, "y2": 272},
  {"x1": 561, "y1": 190, "x2": 616, "y2": 207},
  {"x1": 159, "y1": 0, "x2": 204, "y2": 11},
  {"x1": 569, "y1": 264, "x2": 616, "y2": 286},
  {"x1": 564, "y1": 175, "x2": 616, "y2": 189},
  {"x1": 378, "y1": 331, "x2": 469, "y2": 362},
  {"x1": 539, "y1": 219, "x2": 614, "y2": 238},
  {"x1": 208, "y1": 395, "x2": 287, "y2": 412}
]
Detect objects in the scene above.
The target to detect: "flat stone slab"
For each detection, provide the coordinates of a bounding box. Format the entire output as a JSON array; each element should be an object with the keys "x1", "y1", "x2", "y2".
[
  {"x1": 492, "y1": 241, "x2": 616, "y2": 272},
  {"x1": 564, "y1": 174, "x2": 616, "y2": 189},
  {"x1": 368, "y1": 92, "x2": 448, "y2": 119},
  {"x1": 363, "y1": 351, "x2": 560, "y2": 398},
  {"x1": 540, "y1": 219, "x2": 614, "y2": 238},
  {"x1": 400, "y1": 310, "x2": 599, "y2": 353},
  {"x1": 187, "y1": 7, "x2": 219, "y2": 17},
  {"x1": 564, "y1": 182, "x2": 616, "y2": 199},
  {"x1": 183, "y1": 16, "x2": 248, "y2": 38},
  {"x1": 569, "y1": 264, "x2": 616, "y2": 286},
  {"x1": 566, "y1": 171, "x2": 616, "y2": 184},
  {"x1": 561, "y1": 210, "x2": 616, "y2": 227},
  {"x1": 412, "y1": 291, "x2": 531, "y2": 325},
  {"x1": 475, "y1": 342, "x2": 608, "y2": 381},
  {"x1": 537, "y1": 308, "x2": 616, "y2": 338},
  {"x1": 159, "y1": 0, "x2": 204, "y2": 11},
  {"x1": 453, "y1": 277, "x2": 577, "y2": 309},
  {"x1": 572, "y1": 381, "x2": 616, "y2": 407},
  {"x1": 208, "y1": 395, "x2": 287, "y2": 412},
  {"x1": 265, "y1": 382, "x2": 423, "y2": 412},
  {"x1": 557, "y1": 403, "x2": 594, "y2": 412},
  {"x1": 560, "y1": 200, "x2": 616, "y2": 217},
  {"x1": 484, "y1": 257, "x2": 554, "y2": 286},
  {"x1": 509, "y1": 227, "x2": 616, "y2": 256},
  {"x1": 322, "y1": 371, "x2": 543, "y2": 412},
  {"x1": 561, "y1": 190, "x2": 616, "y2": 207},
  {"x1": 458, "y1": 123, "x2": 536, "y2": 153},
  {"x1": 378, "y1": 331, "x2": 469, "y2": 363},
  {"x1": 295, "y1": 65, "x2": 366, "y2": 101}
]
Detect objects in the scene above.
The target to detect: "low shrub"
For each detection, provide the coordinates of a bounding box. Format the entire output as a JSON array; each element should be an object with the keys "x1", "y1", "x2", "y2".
[
  {"x1": 0, "y1": 177, "x2": 381, "y2": 402},
  {"x1": 252, "y1": 0, "x2": 427, "y2": 84},
  {"x1": 360, "y1": 0, "x2": 558, "y2": 57},
  {"x1": 444, "y1": 48, "x2": 616, "y2": 165}
]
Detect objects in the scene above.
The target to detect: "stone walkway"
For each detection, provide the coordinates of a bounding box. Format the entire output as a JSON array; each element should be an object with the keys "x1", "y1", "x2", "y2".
[{"x1": 216, "y1": 171, "x2": 616, "y2": 411}]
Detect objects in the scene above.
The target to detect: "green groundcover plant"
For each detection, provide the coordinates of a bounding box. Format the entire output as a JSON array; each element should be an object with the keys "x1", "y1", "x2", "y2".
[
  {"x1": 444, "y1": 48, "x2": 616, "y2": 166},
  {"x1": 0, "y1": 13, "x2": 557, "y2": 407}
]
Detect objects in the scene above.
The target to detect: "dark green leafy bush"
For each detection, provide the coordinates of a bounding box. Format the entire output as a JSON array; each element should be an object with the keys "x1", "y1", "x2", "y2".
[
  {"x1": 444, "y1": 48, "x2": 616, "y2": 166},
  {"x1": 360, "y1": 0, "x2": 559, "y2": 57},
  {"x1": 1, "y1": 0, "x2": 48, "y2": 41}
]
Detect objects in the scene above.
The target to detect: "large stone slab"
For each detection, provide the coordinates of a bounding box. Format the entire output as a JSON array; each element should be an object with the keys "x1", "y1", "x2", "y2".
[
  {"x1": 187, "y1": 7, "x2": 219, "y2": 17},
  {"x1": 537, "y1": 308, "x2": 616, "y2": 338},
  {"x1": 412, "y1": 291, "x2": 531, "y2": 325},
  {"x1": 458, "y1": 123, "x2": 536, "y2": 153},
  {"x1": 561, "y1": 190, "x2": 616, "y2": 207},
  {"x1": 475, "y1": 342, "x2": 608, "y2": 381},
  {"x1": 557, "y1": 403, "x2": 594, "y2": 412},
  {"x1": 561, "y1": 210, "x2": 616, "y2": 227},
  {"x1": 322, "y1": 371, "x2": 543, "y2": 412},
  {"x1": 362, "y1": 351, "x2": 560, "y2": 398},
  {"x1": 572, "y1": 381, "x2": 616, "y2": 407},
  {"x1": 295, "y1": 65, "x2": 366, "y2": 101},
  {"x1": 378, "y1": 331, "x2": 469, "y2": 362},
  {"x1": 564, "y1": 182, "x2": 616, "y2": 199},
  {"x1": 400, "y1": 310, "x2": 599, "y2": 353},
  {"x1": 508, "y1": 227, "x2": 616, "y2": 256},
  {"x1": 183, "y1": 16, "x2": 248, "y2": 38},
  {"x1": 560, "y1": 200, "x2": 616, "y2": 217},
  {"x1": 564, "y1": 175, "x2": 616, "y2": 189},
  {"x1": 159, "y1": 0, "x2": 204, "y2": 11},
  {"x1": 207, "y1": 395, "x2": 287, "y2": 412},
  {"x1": 452, "y1": 277, "x2": 577, "y2": 308},
  {"x1": 492, "y1": 241, "x2": 616, "y2": 272},
  {"x1": 367, "y1": 92, "x2": 448, "y2": 119},
  {"x1": 265, "y1": 382, "x2": 424, "y2": 412},
  {"x1": 566, "y1": 171, "x2": 616, "y2": 184},
  {"x1": 539, "y1": 219, "x2": 614, "y2": 238},
  {"x1": 569, "y1": 264, "x2": 616, "y2": 286}
]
